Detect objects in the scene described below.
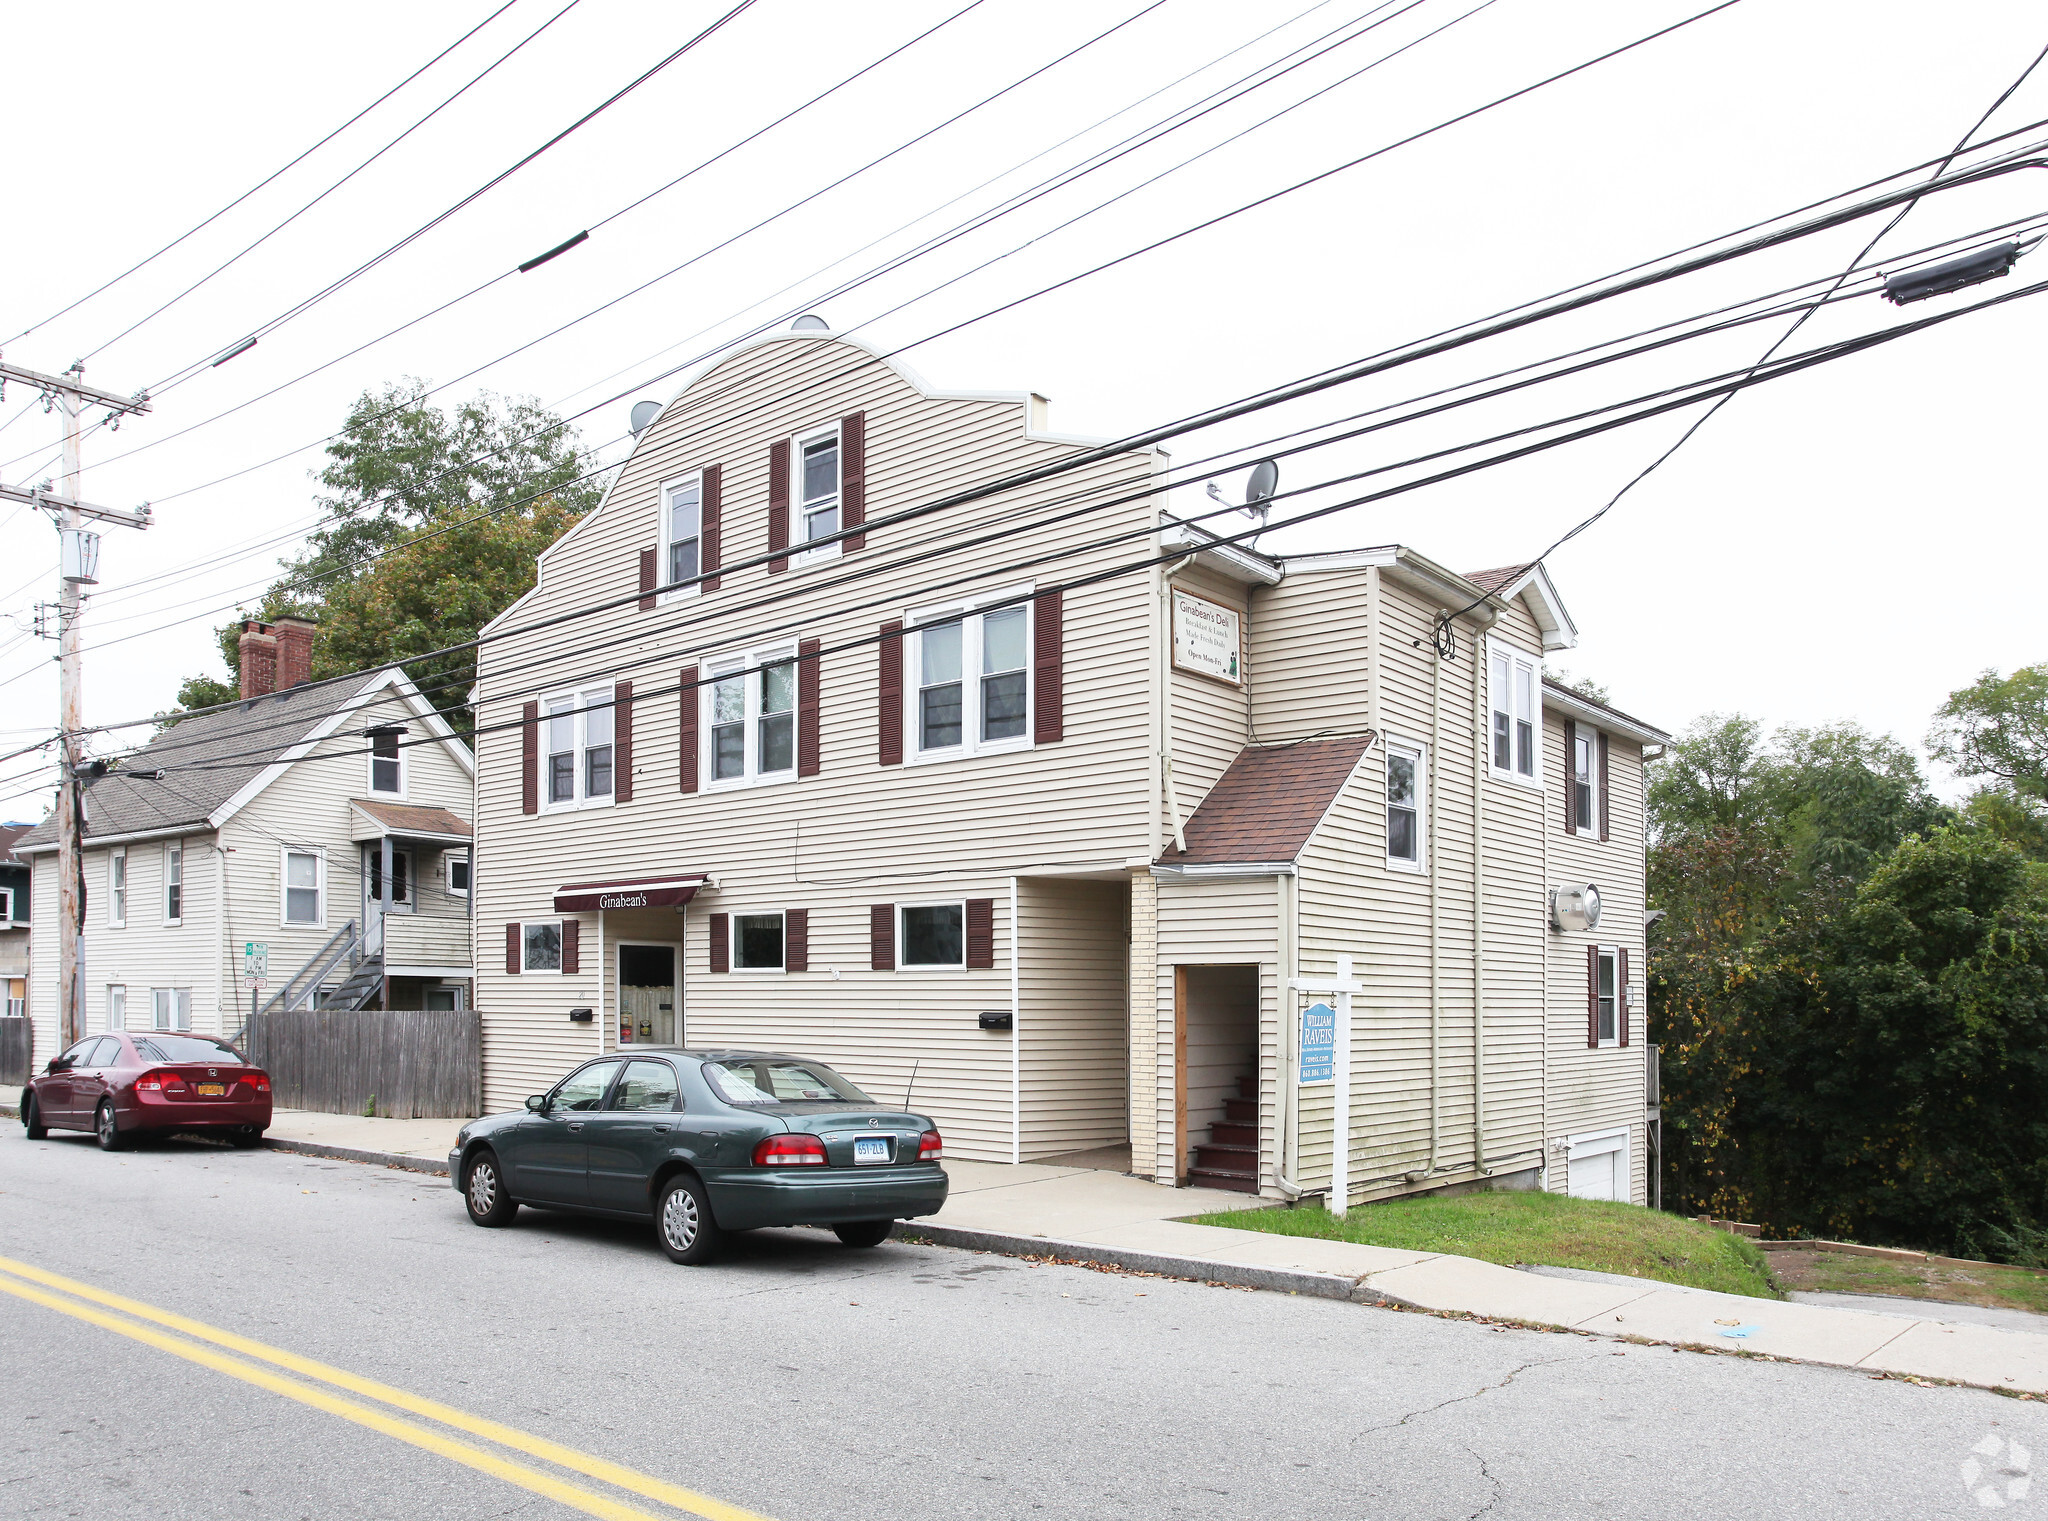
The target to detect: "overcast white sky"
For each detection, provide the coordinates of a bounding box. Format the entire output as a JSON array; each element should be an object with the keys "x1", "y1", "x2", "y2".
[{"x1": 2, "y1": 0, "x2": 2044, "y2": 814}]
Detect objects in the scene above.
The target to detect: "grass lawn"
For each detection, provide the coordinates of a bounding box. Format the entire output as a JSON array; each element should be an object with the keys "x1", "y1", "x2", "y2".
[
  {"x1": 1765, "y1": 1248, "x2": 2048, "y2": 1316},
  {"x1": 1188, "y1": 1190, "x2": 1780, "y2": 1300}
]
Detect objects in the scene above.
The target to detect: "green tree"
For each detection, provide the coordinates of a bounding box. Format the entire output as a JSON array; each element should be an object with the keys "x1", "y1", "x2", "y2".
[
  {"x1": 1930, "y1": 663, "x2": 2048, "y2": 805},
  {"x1": 1647, "y1": 714, "x2": 1771, "y2": 839},
  {"x1": 1770, "y1": 722, "x2": 1949, "y2": 880},
  {"x1": 169, "y1": 382, "x2": 603, "y2": 727}
]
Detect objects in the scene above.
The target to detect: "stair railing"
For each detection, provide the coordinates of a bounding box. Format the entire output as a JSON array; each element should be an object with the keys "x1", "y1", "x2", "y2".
[{"x1": 257, "y1": 920, "x2": 362, "y2": 1018}]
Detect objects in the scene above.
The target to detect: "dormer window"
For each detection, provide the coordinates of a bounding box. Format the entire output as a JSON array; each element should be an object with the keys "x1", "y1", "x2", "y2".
[
  {"x1": 369, "y1": 727, "x2": 404, "y2": 794},
  {"x1": 665, "y1": 474, "x2": 702, "y2": 594},
  {"x1": 792, "y1": 426, "x2": 840, "y2": 566}
]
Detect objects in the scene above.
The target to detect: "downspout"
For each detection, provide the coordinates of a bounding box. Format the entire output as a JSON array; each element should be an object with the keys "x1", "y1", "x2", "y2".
[
  {"x1": 1414, "y1": 643, "x2": 1445, "y2": 1184},
  {"x1": 1274, "y1": 863, "x2": 1304, "y2": 1199},
  {"x1": 1009, "y1": 874, "x2": 1022, "y2": 1165},
  {"x1": 1541, "y1": 709, "x2": 1553, "y2": 1189},
  {"x1": 1472, "y1": 633, "x2": 1489, "y2": 1175},
  {"x1": 213, "y1": 840, "x2": 227, "y2": 1036}
]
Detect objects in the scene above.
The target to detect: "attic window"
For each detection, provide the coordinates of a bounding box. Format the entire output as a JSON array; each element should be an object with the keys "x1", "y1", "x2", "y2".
[{"x1": 369, "y1": 728, "x2": 404, "y2": 795}]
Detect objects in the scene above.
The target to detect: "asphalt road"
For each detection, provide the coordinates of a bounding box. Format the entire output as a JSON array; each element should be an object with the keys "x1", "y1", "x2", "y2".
[{"x1": 0, "y1": 1126, "x2": 2040, "y2": 1521}]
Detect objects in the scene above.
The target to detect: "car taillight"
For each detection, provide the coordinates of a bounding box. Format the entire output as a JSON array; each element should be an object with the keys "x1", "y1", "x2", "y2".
[
  {"x1": 918, "y1": 1129, "x2": 943, "y2": 1162},
  {"x1": 137, "y1": 1070, "x2": 186, "y2": 1093},
  {"x1": 243, "y1": 1074, "x2": 270, "y2": 1093},
  {"x1": 752, "y1": 1133, "x2": 828, "y2": 1167}
]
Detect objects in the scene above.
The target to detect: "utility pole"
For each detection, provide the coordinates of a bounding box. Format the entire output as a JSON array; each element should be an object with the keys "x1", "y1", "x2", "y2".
[{"x1": 0, "y1": 357, "x2": 151, "y2": 1049}]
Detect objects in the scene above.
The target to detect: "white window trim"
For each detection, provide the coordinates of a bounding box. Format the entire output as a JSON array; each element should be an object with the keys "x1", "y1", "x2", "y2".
[
  {"x1": 520, "y1": 919, "x2": 565, "y2": 976},
  {"x1": 902, "y1": 584, "x2": 1035, "y2": 766},
  {"x1": 280, "y1": 846, "x2": 327, "y2": 930},
  {"x1": 787, "y1": 421, "x2": 843, "y2": 570},
  {"x1": 898, "y1": 899, "x2": 968, "y2": 971},
  {"x1": 163, "y1": 843, "x2": 184, "y2": 927},
  {"x1": 108, "y1": 847, "x2": 127, "y2": 929},
  {"x1": 729, "y1": 910, "x2": 787, "y2": 974},
  {"x1": 1382, "y1": 735, "x2": 1428, "y2": 874},
  {"x1": 700, "y1": 644, "x2": 800, "y2": 792},
  {"x1": 1570, "y1": 725, "x2": 1601, "y2": 838},
  {"x1": 0, "y1": 887, "x2": 12, "y2": 924},
  {"x1": 151, "y1": 987, "x2": 193, "y2": 1032},
  {"x1": 107, "y1": 984, "x2": 126, "y2": 1031},
  {"x1": 447, "y1": 852, "x2": 470, "y2": 898},
  {"x1": 367, "y1": 725, "x2": 408, "y2": 798},
  {"x1": 1486, "y1": 636, "x2": 1543, "y2": 790},
  {"x1": 539, "y1": 686, "x2": 621, "y2": 813},
  {"x1": 658, "y1": 469, "x2": 706, "y2": 604},
  {"x1": 1593, "y1": 944, "x2": 1621, "y2": 1048}
]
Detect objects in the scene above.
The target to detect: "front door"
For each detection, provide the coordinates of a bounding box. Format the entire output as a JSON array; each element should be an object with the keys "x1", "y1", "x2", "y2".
[
  {"x1": 361, "y1": 846, "x2": 413, "y2": 955},
  {"x1": 617, "y1": 945, "x2": 678, "y2": 1047},
  {"x1": 585, "y1": 1059, "x2": 681, "y2": 1213},
  {"x1": 509, "y1": 1059, "x2": 618, "y2": 1206}
]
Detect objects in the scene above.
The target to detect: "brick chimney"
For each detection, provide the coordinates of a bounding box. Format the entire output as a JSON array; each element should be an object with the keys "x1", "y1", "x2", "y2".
[
  {"x1": 237, "y1": 619, "x2": 278, "y2": 699},
  {"x1": 273, "y1": 616, "x2": 316, "y2": 691}
]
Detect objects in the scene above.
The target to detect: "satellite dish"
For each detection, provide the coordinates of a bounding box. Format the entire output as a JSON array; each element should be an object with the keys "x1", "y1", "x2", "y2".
[
  {"x1": 790, "y1": 314, "x2": 830, "y2": 331},
  {"x1": 628, "y1": 400, "x2": 662, "y2": 437},
  {"x1": 1245, "y1": 459, "x2": 1279, "y2": 504}
]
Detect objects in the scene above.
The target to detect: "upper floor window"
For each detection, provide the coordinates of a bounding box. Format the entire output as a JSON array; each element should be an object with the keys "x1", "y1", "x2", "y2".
[
  {"x1": 108, "y1": 848, "x2": 126, "y2": 928},
  {"x1": 283, "y1": 849, "x2": 324, "y2": 926},
  {"x1": 1385, "y1": 740, "x2": 1425, "y2": 871},
  {"x1": 704, "y1": 647, "x2": 796, "y2": 787},
  {"x1": 369, "y1": 727, "x2": 404, "y2": 794},
  {"x1": 1571, "y1": 728, "x2": 1597, "y2": 834},
  {"x1": 908, "y1": 598, "x2": 1031, "y2": 761},
  {"x1": 544, "y1": 688, "x2": 616, "y2": 809},
  {"x1": 792, "y1": 425, "x2": 840, "y2": 567},
  {"x1": 664, "y1": 473, "x2": 703, "y2": 596},
  {"x1": 1488, "y1": 641, "x2": 1540, "y2": 786},
  {"x1": 164, "y1": 844, "x2": 183, "y2": 925},
  {"x1": 448, "y1": 854, "x2": 470, "y2": 896}
]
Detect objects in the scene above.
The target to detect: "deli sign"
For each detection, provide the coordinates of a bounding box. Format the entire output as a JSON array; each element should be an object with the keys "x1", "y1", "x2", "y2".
[
  {"x1": 1171, "y1": 588, "x2": 1242, "y2": 684},
  {"x1": 553, "y1": 875, "x2": 705, "y2": 913}
]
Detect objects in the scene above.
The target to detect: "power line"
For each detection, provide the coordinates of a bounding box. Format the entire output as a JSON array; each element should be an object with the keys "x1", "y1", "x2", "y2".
[{"x1": 4, "y1": 0, "x2": 525, "y2": 345}]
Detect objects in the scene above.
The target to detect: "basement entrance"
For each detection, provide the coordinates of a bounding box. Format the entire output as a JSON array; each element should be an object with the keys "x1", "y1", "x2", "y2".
[{"x1": 1174, "y1": 964, "x2": 1260, "y2": 1192}]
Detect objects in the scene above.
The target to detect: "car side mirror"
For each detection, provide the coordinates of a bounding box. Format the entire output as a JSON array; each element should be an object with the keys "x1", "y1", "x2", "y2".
[
  {"x1": 46, "y1": 1057, "x2": 71, "y2": 1074},
  {"x1": 525, "y1": 1094, "x2": 549, "y2": 1113}
]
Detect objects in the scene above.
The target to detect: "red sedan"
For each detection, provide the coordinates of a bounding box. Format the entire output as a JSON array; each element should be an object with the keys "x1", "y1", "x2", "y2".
[{"x1": 20, "y1": 1031, "x2": 271, "y2": 1150}]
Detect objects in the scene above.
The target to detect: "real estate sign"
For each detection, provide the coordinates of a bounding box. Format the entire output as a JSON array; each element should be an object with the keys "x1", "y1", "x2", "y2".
[
  {"x1": 1171, "y1": 588, "x2": 1241, "y2": 684},
  {"x1": 1299, "y1": 1001, "x2": 1335, "y2": 1083}
]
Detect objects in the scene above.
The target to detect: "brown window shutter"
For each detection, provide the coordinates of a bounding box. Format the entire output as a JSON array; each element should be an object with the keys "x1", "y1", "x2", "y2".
[
  {"x1": 1586, "y1": 944, "x2": 1599, "y2": 1048},
  {"x1": 797, "y1": 638, "x2": 822, "y2": 777},
  {"x1": 614, "y1": 682, "x2": 634, "y2": 803},
  {"x1": 785, "y1": 908, "x2": 808, "y2": 972},
  {"x1": 506, "y1": 924, "x2": 521, "y2": 976},
  {"x1": 678, "y1": 665, "x2": 699, "y2": 793},
  {"x1": 708, "y1": 913, "x2": 729, "y2": 973},
  {"x1": 870, "y1": 905, "x2": 895, "y2": 970},
  {"x1": 767, "y1": 440, "x2": 790, "y2": 574},
  {"x1": 1618, "y1": 947, "x2": 1630, "y2": 1047},
  {"x1": 1597, "y1": 731, "x2": 1611, "y2": 842},
  {"x1": 638, "y1": 547, "x2": 656, "y2": 612},
  {"x1": 878, "y1": 621, "x2": 903, "y2": 766},
  {"x1": 521, "y1": 702, "x2": 539, "y2": 815},
  {"x1": 1561, "y1": 719, "x2": 1577, "y2": 831},
  {"x1": 965, "y1": 898, "x2": 995, "y2": 969},
  {"x1": 562, "y1": 919, "x2": 580, "y2": 975},
  {"x1": 701, "y1": 463, "x2": 723, "y2": 593},
  {"x1": 1033, "y1": 591, "x2": 1063, "y2": 744},
  {"x1": 841, "y1": 411, "x2": 867, "y2": 551}
]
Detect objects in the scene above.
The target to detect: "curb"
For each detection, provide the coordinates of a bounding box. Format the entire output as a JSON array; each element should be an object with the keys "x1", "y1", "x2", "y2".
[
  {"x1": 897, "y1": 1220, "x2": 1375, "y2": 1301},
  {"x1": 265, "y1": 1137, "x2": 450, "y2": 1175}
]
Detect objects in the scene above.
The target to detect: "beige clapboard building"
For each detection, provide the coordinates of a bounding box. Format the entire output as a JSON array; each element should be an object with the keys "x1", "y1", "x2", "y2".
[{"x1": 471, "y1": 324, "x2": 1668, "y2": 1206}]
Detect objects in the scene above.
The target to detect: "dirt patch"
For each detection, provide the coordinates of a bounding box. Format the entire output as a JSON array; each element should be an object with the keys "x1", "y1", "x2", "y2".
[{"x1": 1766, "y1": 1248, "x2": 2048, "y2": 1315}]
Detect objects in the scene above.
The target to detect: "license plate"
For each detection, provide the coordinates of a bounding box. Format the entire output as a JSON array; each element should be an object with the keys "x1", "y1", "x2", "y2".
[
  {"x1": 853, "y1": 1136, "x2": 891, "y2": 1165},
  {"x1": 195, "y1": 1083, "x2": 225, "y2": 1096}
]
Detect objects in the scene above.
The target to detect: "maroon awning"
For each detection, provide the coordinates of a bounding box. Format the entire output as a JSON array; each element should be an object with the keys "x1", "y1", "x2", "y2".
[{"x1": 553, "y1": 873, "x2": 706, "y2": 913}]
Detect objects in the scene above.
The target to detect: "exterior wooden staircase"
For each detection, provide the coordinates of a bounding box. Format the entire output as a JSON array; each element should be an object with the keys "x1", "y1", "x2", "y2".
[{"x1": 1188, "y1": 1072, "x2": 1260, "y2": 1193}]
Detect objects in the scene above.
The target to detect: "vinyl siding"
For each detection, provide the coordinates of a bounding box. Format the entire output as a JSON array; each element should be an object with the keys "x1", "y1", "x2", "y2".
[{"x1": 1017, "y1": 876, "x2": 1128, "y2": 1160}]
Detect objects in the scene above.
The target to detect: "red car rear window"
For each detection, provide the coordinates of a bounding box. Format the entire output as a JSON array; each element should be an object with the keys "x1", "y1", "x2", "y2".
[{"x1": 133, "y1": 1035, "x2": 244, "y2": 1064}]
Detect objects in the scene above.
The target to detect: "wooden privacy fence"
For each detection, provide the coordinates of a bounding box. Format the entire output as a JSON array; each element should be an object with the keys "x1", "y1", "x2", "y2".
[
  {"x1": 0, "y1": 1017, "x2": 30, "y2": 1086},
  {"x1": 245, "y1": 1009, "x2": 480, "y2": 1119}
]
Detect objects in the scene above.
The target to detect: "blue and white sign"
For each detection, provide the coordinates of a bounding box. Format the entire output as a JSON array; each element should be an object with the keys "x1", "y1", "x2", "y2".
[{"x1": 1299, "y1": 1001, "x2": 1336, "y2": 1083}]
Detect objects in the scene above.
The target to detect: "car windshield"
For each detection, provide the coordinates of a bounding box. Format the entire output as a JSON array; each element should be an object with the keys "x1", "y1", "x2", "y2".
[
  {"x1": 704, "y1": 1058, "x2": 870, "y2": 1106},
  {"x1": 134, "y1": 1036, "x2": 242, "y2": 1064}
]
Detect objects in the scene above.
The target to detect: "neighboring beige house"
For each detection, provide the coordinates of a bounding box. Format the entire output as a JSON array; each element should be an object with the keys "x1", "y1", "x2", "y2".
[
  {"x1": 0, "y1": 822, "x2": 31, "y2": 1017},
  {"x1": 469, "y1": 323, "x2": 1668, "y2": 1206},
  {"x1": 20, "y1": 619, "x2": 475, "y2": 1054}
]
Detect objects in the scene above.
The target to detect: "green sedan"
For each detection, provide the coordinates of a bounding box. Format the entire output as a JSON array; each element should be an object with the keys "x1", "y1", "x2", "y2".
[{"x1": 448, "y1": 1050, "x2": 948, "y2": 1264}]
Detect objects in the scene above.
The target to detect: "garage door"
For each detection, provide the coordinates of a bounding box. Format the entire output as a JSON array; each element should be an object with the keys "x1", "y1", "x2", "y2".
[{"x1": 1566, "y1": 1129, "x2": 1628, "y2": 1202}]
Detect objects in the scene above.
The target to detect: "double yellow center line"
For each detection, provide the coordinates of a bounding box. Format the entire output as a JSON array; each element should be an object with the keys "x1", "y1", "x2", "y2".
[{"x1": 0, "y1": 1253, "x2": 773, "y2": 1521}]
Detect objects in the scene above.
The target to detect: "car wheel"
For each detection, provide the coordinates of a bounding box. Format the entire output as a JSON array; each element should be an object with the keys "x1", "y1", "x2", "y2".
[
  {"x1": 655, "y1": 1175, "x2": 722, "y2": 1265},
  {"x1": 229, "y1": 1127, "x2": 264, "y2": 1149},
  {"x1": 21, "y1": 1093, "x2": 47, "y2": 1140},
  {"x1": 832, "y1": 1220, "x2": 893, "y2": 1249},
  {"x1": 464, "y1": 1151, "x2": 519, "y2": 1228},
  {"x1": 94, "y1": 1101, "x2": 127, "y2": 1152}
]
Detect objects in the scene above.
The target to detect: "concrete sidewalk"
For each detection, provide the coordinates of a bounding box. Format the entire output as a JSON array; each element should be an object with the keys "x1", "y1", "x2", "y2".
[{"x1": 11, "y1": 1090, "x2": 2048, "y2": 1394}]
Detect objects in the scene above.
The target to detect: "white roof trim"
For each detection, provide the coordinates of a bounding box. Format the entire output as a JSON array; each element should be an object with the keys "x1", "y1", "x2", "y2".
[
  {"x1": 1495, "y1": 562, "x2": 1578, "y2": 652},
  {"x1": 18, "y1": 824, "x2": 210, "y2": 857},
  {"x1": 1151, "y1": 862, "x2": 1298, "y2": 879},
  {"x1": 1158, "y1": 515, "x2": 1284, "y2": 586},
  {"x1": 1282, "y1": 545, "x2": 1499, "y2": 623},
  {"x1": 1542, "y1": 683, "x2": 1669, "y2": 746}
]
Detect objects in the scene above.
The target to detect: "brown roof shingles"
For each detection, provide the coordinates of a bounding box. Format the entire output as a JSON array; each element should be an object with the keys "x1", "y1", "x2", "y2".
[
  {"x1": 350, "y1": 799, "x2": 471, "y2": 837},
  {"x1": 1462, "y1": 564, "x2": 1531, "y2": 596},
  {"x1": 1158, "y1": 734, "x2": 1375, "y2": 866}
]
